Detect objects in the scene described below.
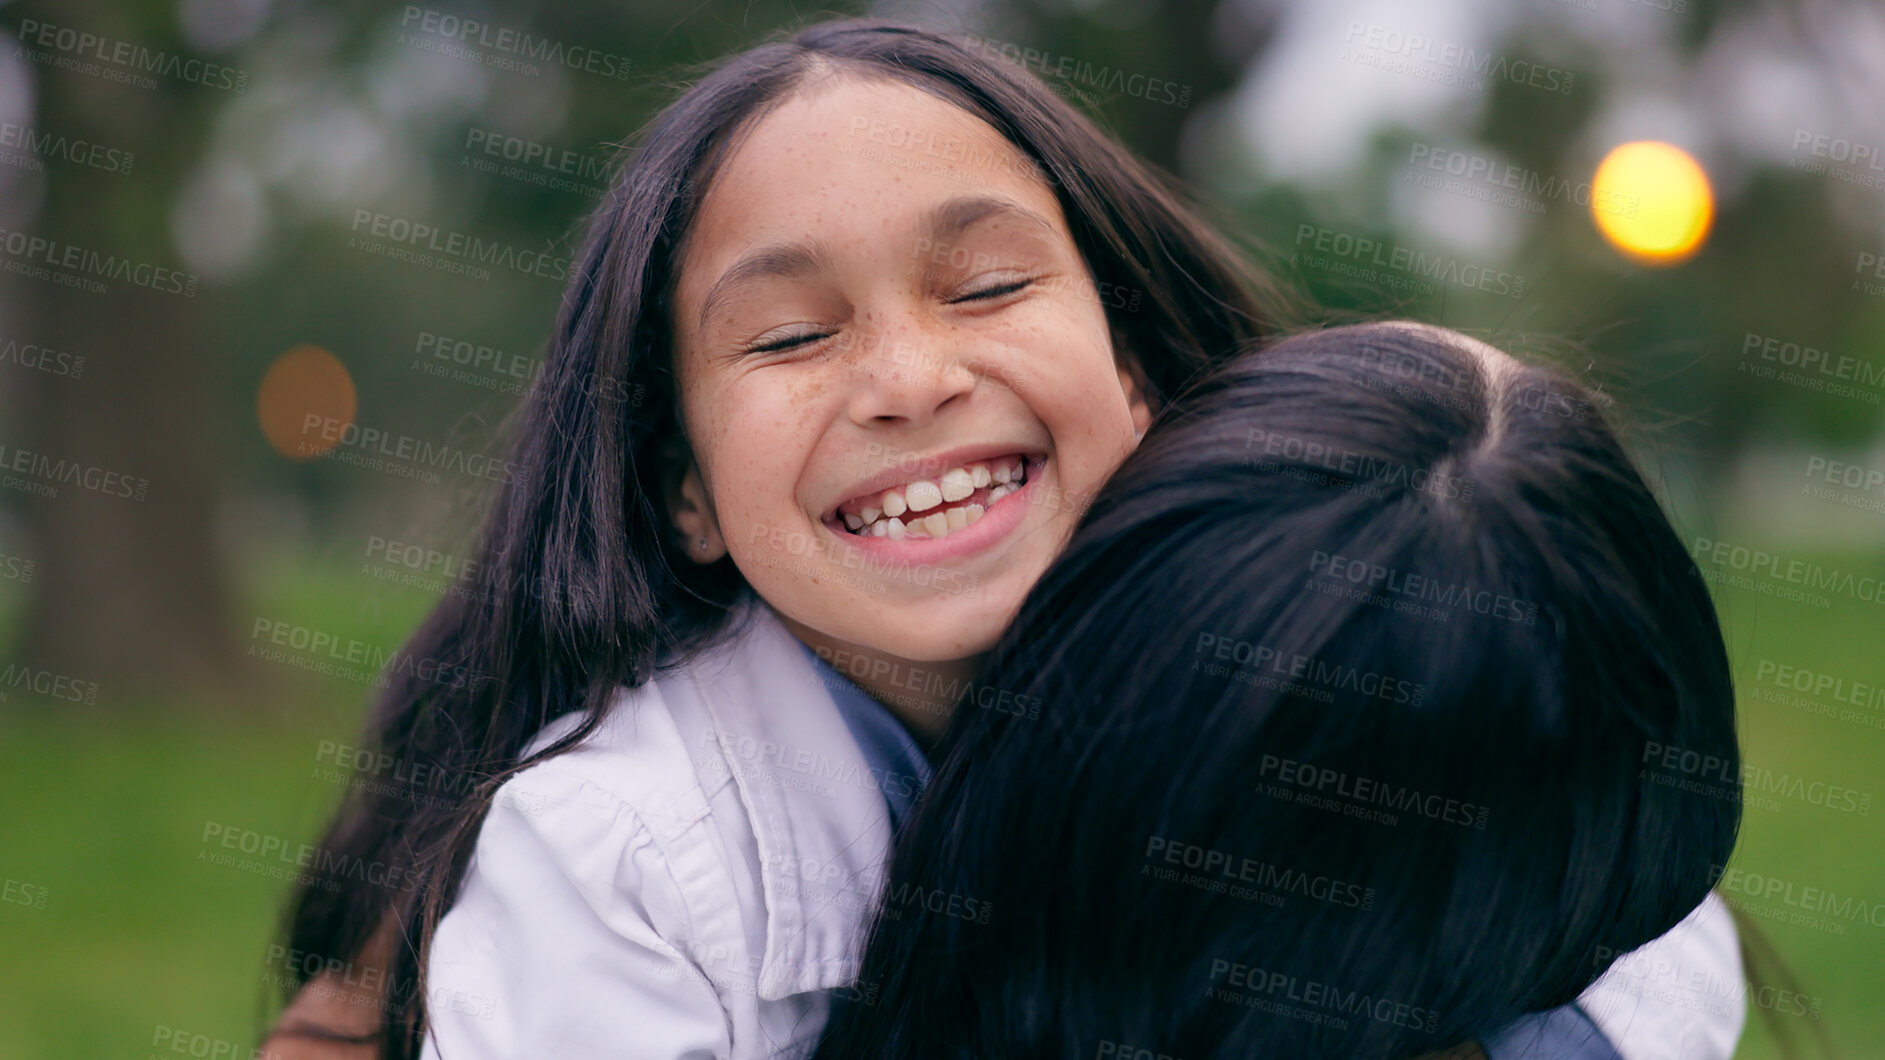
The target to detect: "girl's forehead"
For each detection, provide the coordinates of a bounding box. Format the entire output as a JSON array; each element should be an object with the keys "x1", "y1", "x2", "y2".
[
  {"x1": 690, "y1": 75, "x2": 1058, "y2": 239},
  {"x1": 673, "y1": 75, "x2": 1072, "y2": 333}
]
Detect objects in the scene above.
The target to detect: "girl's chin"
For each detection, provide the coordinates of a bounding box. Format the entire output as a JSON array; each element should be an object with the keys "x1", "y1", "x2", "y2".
[{"x1": 879, "y1": 593, "x2": 1028, "y2": 659}]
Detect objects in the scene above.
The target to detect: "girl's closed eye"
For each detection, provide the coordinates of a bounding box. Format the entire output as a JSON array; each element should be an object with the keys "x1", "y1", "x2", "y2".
[
  {"x1": 746, "y1": 327, "x2": 835, "y2": 355},
  {"x1": 948, "y1": 274, "x2": 1037, "y2": 303},
  {"x1": 742, "y1": 272, "x2": 1043, "y2": 355}
]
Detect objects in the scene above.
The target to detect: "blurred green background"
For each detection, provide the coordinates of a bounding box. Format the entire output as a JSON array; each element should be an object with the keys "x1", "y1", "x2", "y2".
[{"x1": 1, "y1": 0, "x2": 1880, "y2": 1056}]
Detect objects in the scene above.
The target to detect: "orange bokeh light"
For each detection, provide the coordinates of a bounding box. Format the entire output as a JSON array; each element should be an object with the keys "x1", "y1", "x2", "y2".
[{"x1": 257, "y1": 344, "x2": 357, "y2": 459}]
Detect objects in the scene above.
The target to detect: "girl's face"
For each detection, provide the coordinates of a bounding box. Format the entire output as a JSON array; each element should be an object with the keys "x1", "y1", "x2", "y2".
[{"x1": 670, "y1": 74, "x2": 1149, "y2": 663}]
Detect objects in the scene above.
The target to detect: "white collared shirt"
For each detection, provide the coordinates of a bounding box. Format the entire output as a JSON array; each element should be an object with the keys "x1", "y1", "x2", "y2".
[
  {"x1": 1581, "y1": 891, "x2": 1746, "y2": 1059},
  {"x1": 422, "y1": 596, "x2": 894, "y2": 1059},
  {"x1": 421, "y1": 595, "x2": 1744, "y2": 1059}
]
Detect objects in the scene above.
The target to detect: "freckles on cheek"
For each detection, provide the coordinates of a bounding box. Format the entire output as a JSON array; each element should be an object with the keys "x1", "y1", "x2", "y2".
[{"x1": 715, "y1": 378, "x2": 821, "y2": 524}]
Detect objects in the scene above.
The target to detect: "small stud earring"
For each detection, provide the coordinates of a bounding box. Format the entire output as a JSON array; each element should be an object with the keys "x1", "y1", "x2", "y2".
[{"x1": 698, "y1": 537, "x2": 709, "y2": 551}]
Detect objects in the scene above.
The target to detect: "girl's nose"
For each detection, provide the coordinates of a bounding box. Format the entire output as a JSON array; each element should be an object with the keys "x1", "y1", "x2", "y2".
[{"x1": 843, "y1": 330, "x2": 980, "y2": 426}]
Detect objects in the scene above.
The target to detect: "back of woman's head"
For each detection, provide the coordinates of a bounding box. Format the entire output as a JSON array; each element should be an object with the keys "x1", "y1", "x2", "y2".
[{"x1": 816, "y1": 321, "x2": 1741, "y2": 1060}]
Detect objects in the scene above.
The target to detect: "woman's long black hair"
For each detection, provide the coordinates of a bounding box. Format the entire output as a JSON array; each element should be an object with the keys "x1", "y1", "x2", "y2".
[
  {"x1": 815, "y1": 322, "x2": 1742, "y2": 1059},
  {"x1": 274, "y1": 17, "x2": 1292, "y2": 1057}
]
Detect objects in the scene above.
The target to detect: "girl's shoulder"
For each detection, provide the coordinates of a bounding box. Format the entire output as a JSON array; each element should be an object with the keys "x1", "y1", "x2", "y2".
[
  {"x1": 474, "y1": 595, "x2": 898, "y2": 998},
  {"x1": 506, "y1": 596, "x2": 846, "y2": 818}
]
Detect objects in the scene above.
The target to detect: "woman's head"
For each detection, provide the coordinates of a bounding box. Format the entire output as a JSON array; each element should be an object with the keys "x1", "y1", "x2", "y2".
[{"x1": 817, "y1": 321, "x2": 1741, "y2": 1059}]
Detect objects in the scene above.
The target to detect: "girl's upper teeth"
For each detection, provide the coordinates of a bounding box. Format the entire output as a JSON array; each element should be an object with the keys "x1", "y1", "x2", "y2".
[
  {"x1": 904, "y1": 480, "x2": 944, "y2": 512},
  {"x1": 839, "y1": 456, "x2": 1029, "y2": 537},
  {"x1": 940, "y1": 468, "x2": 975, "y2": 502}
]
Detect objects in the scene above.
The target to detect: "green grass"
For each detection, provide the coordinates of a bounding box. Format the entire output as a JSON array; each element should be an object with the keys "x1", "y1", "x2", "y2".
[
  {"x1": 0, "y1": 706, "x2": 336, "y2": 1057},
  {"x1": 0, "y1": 557, "x2": 432, "y2": 1059},
  {"x1": 0, "y1": 548, "x2": 1878, "y2": 1057},
  {"x1": 1709, "y1": 557, "x2": 1885, "y2": 1060}
]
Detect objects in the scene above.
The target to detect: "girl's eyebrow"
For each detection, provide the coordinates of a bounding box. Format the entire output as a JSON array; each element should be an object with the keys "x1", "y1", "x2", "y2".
[
  {"x1": 695, "y1": 195, "x2": 1057, "y2": 331},
  {"x1": 926, "y1": 194, "x2": 1057, "y2": 245},
  {"x1": 697, "y1": 241, "x2": 835, "y2": 331}
]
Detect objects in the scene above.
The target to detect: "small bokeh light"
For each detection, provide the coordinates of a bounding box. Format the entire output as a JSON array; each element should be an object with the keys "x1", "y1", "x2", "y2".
[
  {"x1": 257, "y1": 344, "x2": 357, "y2": 459},
  {"x1": 1590, "y1": 141, "x2": 1715, "y2": 266}
]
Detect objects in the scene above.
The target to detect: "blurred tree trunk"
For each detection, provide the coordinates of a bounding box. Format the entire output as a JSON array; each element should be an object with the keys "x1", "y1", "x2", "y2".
[{"x1": 6, "y1": 0, "x2": 240, "y2": 701}]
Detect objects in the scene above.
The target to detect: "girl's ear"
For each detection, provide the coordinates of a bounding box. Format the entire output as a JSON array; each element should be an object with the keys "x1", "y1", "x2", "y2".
[{"x1": 660, "y1": 436, "x2": 727, "y2": 563}]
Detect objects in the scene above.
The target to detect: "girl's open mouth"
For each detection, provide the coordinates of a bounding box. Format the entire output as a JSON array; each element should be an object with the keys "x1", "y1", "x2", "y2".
[{"x1": 827, "y1": 453, "x2": 1037, "y2": 542}]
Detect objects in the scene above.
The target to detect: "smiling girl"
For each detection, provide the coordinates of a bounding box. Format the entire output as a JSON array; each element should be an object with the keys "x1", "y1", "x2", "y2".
[
  {"x1": 267, "y1": 18, "x2": 1280, "y2": 1060},
  {"x1": 264, "y1": 19, "x2": 1739, "y2": 1060}
]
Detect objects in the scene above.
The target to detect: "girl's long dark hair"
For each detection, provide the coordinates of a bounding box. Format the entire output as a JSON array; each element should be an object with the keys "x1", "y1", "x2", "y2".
[
  {"x1": 815, "y1": 322, "x2": 1743, "y2": 1059},
  {"x1": 275, "y1": 17, "x2": 1290, "y2": 1058}
]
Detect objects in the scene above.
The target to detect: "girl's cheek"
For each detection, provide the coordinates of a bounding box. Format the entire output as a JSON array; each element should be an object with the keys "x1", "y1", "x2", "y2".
[{"x1": 716, "y1": 405, "x2": 820, "y2": 526}]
